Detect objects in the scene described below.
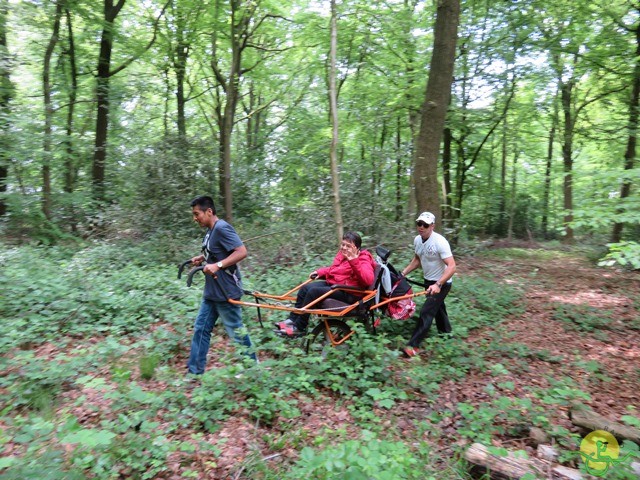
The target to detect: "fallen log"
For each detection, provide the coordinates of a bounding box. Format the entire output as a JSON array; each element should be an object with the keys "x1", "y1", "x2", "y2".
[
  {"x1": 464, "y1": 442, "x2": 546, "y2": 479},
  {"x1": 569, "y1": 406, "x2": 640, "y2": 445},
  {"x1": 537, "y1": 444, "x2": 558, "y2": 462},
  {"x1": 465, "y1": 443, "x2": 591, "y2": 480}
]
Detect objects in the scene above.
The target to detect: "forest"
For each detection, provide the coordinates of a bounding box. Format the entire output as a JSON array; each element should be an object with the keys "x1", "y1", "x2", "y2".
[{"x1": 1, "y1": 0, "x2": 639, "y2": 478}]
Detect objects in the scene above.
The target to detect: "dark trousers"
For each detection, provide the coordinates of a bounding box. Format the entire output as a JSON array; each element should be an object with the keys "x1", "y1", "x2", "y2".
[
  {"x1": 407, "y1": 281, "x2": 452, "y2": 347},
  {"x1": 290, "y1": 281, "x2": 357, "y2": 330}
]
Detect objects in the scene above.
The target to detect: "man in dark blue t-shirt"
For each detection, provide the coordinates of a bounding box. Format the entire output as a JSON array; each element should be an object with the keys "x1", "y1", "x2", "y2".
[{"x1": 187, "y1": 196, "x2": 256, "y2": 374}]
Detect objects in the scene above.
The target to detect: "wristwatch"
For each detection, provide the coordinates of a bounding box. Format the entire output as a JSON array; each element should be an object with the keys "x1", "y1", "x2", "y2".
[
  {"x1": 216, "y1": 261, "x2": 224, "y2": 269},
  {"x1": 435, "y1": 281, "x2": 442, "y2": 288}
]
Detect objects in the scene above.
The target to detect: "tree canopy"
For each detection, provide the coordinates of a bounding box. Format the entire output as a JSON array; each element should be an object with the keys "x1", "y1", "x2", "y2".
[{"x1": 0, "y1": 0, "x2": 638, "y2": 261}]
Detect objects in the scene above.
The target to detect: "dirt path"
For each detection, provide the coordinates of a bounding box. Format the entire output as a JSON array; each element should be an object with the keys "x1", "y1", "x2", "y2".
[{"x1": 434, "y1": 250, "x2": 640, "y2": 445}]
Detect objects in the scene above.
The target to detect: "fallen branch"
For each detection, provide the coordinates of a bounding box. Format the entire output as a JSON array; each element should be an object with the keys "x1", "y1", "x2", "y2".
[
  {"x1": 464, "y1": 443, "x2": 588, "y2": 480},
  {"x1": 464, "y1": 442, "x2": 546, "y2": 479},
  {"x1": 569, "y1": 406, "x2": 640, "y2": 446}
]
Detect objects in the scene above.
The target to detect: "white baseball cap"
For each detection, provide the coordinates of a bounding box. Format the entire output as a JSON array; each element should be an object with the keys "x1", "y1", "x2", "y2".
[{"x1": 416, "y1": 212, "x2": 436, "y2": 225}]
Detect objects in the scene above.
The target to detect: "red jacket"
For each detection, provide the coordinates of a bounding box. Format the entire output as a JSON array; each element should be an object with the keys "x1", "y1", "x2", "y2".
[{"x1": 316, "y1": 249, "x2": 376, "y2": 290}]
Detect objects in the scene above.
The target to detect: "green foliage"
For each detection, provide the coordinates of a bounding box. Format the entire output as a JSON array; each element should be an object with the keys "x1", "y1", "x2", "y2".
[
  {"x1": 0, "y1": 416, "x2": 86, "y2": 480},
  {"x1": 187, "y1": 328, "x2": 408, "y2": 428},
  {"x1": 0, "y1": 239, "x2": 635, "y2": 479},
  {"x1": 532, "y1": 378, "x2": 592, "y2": 407},
  {"x1": 0, "y1": 449, "x2": 86, "y2": 480},
  {"x1": 599, "y1": 241, "x2": 640, "y2": 270},
  {"x1": 2, "y1": 0, "x2": 639, "y2": 251},
  {"x1": 1, "y1": 194, "x2": 80, "y2": 246},
  {"x1": 552, "y1": 303, "x2": 615, "y2": 335},
  {"x1": 138, "y1": 353, "x2": 160, "y2": 380},
  {"x1": 448, "y1": 275, "x2": 525, "y2": 331},
  {"x1": 285, "y1": 431, "x2": 427, "y2": 480},
  {"x1": 0, "y1": 352, "x2": 79, "y2": 415},
  {"x1": 454, "y1": 396, "x2": 541, "y2": 444},
  {"x1": 621, "y1": 413, "x2": 640, "y2": 429},
  {"x1": 0, "y1": 241, "x2": 197, "y2": 353}
]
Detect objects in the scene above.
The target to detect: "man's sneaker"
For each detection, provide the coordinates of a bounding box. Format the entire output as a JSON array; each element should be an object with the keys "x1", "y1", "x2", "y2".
[
  {"x1": 402, "y1": 346, "x2": 420, "y2": 358},
  {"x1": 273, "y1": 318, "x2": 294, "y2": 330},
  {"x1": 276, "y1": 324, "x2": 305, "y2": 338}
]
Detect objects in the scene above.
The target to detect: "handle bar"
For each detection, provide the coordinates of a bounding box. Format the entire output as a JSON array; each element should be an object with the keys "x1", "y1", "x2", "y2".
[
  {"x1": 187, "y1": 266, "x2": 205, "y2": 287},
  {"x1": 177, "y1": 260, "x2": 193, "y2": 279}
]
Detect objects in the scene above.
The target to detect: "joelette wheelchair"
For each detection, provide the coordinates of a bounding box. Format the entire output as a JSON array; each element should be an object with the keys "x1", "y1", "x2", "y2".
[{"x1": 179, "y1": 246, "x2": 428, "y2": 355}]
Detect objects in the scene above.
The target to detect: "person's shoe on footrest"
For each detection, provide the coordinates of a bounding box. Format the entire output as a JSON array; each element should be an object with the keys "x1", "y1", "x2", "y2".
[
  {"x1": 277, "y1": 324, "x2": 305, "y2": 338},
  {"x1": 273, "y1": 318, "x2": 294, "y2": 330}
]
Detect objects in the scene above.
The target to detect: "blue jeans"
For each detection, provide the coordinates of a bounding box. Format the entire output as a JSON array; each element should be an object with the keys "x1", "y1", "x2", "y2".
[{"x1": 187, "y1": 299, "x2": 256, "y2": 374}]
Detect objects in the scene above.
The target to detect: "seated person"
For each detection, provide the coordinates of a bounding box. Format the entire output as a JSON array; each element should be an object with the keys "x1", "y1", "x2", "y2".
[{"x1": 275, "y1": 231, "x2": 377, "y2": 337}]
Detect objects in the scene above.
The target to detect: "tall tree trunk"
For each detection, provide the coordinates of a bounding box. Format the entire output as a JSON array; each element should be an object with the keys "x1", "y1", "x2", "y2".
[
  {"x1": 328, "y1": 0, "x2": 343, "y2": 241},
  {"x1": 64, "y1": 6, "x2": 78, "y2": 196},
  {"x1": 366, "y1": 142, "x2": 374, "y2": 221},
  {"x1": 450, "y1": 37, "x2": 469, "y2": 226},
  {"x1": 611, "y1": 16, "x2": 639, "y2": 243},
  {"x1": 92, "y1": 0, "x2": 126, "y2": 202},
  {"x1": 244, "y1": 81, "x2": 264, "y2": 159},
  {"x1": 507, "y1": 149, "x2": 519, "y2": 240},
  {"x1": 413, "y1": 0, "x2": 460, "y2": 226},
  {"x1": 372, "y1": 121, "x2": 386, "y2": 221},
  {"x1": 245, "y1": 83, "x2": 256, "y2": 151},
  {"x1": 162, "y1": 66, "x2": 170, "y2": 137},
  {"x1": 43, "y1": 1, "x2": 64, "y2": 220},
  {"x1": 542, "y1": 86, "x2": 559, "y2": 240},
  {"x1": 0, "y1": 0, "x2": 13, "y2": 217},
  {"x1": 219, "y1": 75, "x2": 237, "y2": 220},
  {"x1": 174, "y1": 2, "x2": 188, "y2": 142},
  {"x1": 91, "y1": 0, "x2": 165, "y2": 204},
  {"x1": 452, "y1": 69, "x2": 514, "y2": 234},
  {"x1": 442, "y1": 127, "x2": 452, "y2": 224},
  {"x1": 497, "y1": 114, "x2": 507, "y2": 236},
  {"x1": 395, "y1": 115, "x2": 403, "y2": 221},
  {"x1": 561, "y1": 79, "x2": 575, "y2": 244},
  {"x1": 483, "y1": 138, "x2": 495, "y2": 236},
  {"x1": 402, "y1": 0, "x2": 419, "y2": 215},
  {"x1": 211, "y1": 0, "x2": 254, "y2": 221},
  {"x1": 64, "y1": 6, "x2": 79, "y2": 234}
]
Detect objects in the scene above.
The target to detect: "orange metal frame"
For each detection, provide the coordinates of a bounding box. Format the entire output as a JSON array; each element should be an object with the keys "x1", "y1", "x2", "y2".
[
  {"x1": 227, "y1": 279, "x2": 381, "y2": 317},
  {"x1": 184, "y1": 264, "x2": 431, "y2": 349},
  {"x1": 225, "y1": 278, "x2": 431, "y2": 349}
]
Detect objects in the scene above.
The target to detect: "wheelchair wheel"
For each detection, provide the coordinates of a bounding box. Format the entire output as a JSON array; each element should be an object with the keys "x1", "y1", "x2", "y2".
[{"x1": 305, "y1": 318, "x2": 353, "y2": 356}]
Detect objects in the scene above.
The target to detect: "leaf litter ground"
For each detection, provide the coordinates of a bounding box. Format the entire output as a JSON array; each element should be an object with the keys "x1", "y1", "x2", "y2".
[{"x1": 1, "y1": 246, "x2": 638, "y2": 479}]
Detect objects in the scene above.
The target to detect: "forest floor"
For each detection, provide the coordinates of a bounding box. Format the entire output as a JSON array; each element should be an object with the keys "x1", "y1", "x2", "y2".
[
  {"x1": 170, "y1": 245, "x2": 640, "y2": 478},
  {"x1": 428, "y1": 246, "x2": 640, "y2": 470},
  {"x1": 454, "y1": 245, "x2": 639, "y2": 421},
  {"x1": 2, "y1": 244, "x2": 639, "y2": 479}
]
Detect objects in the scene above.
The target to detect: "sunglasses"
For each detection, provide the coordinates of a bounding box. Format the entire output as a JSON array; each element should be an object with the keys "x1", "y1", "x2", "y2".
[{"x1": 416, "y1": 221, "x2": 432, "y2": 228}]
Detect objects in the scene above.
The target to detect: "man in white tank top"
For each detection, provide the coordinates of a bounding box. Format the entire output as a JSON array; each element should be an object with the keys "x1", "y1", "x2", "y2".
[{"x1": 399, "y1": 212, "x2": 457, "y2": 357}]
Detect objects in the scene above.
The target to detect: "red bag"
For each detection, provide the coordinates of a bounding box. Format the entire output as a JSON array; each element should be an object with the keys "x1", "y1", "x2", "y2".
[
  {"x1": 385, "y1": 273, "x2": 416, "y2": 320},
  {"x1": 387, "y1": 297, "x2": 416, "y2": 320}
]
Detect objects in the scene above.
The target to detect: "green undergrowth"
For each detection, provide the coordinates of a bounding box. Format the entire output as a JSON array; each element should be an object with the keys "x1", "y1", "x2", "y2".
[
  {"x1": 2, "y1": 239, "x2": 635, "y2": 479},
  {"x1": 1, "y1": 242, "x2": 198, "y2": 354},
  {"x1": 477, "y1": 246, "x2": 577, "y2": 261},
  {"x1": 552, "y1": 302, "x2": 640, "y2": 337}
]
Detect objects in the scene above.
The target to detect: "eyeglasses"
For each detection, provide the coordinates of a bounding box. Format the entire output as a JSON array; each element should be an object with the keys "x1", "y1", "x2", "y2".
[{"x1": 416, "y1": 221, "x2": 432, "y2": 228}]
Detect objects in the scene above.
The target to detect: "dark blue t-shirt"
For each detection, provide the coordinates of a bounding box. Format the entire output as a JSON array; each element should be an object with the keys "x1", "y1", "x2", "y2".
[{"x1": 201, "y1": 220, "x2": 244, "y2": 301}]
